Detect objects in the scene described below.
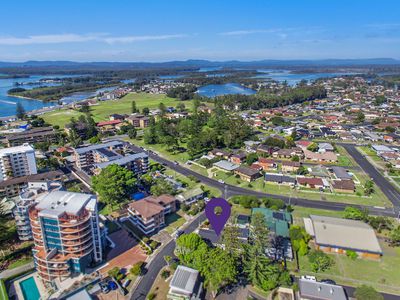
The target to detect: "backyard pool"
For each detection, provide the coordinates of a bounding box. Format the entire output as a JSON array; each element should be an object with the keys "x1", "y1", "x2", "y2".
[{"x1": 19, "y1": 277, "x2": 40, "y2": 300}]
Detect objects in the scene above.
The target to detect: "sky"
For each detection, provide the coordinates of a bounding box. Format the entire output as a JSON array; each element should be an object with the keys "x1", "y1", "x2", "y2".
[{"x1": 0, "y1": 0, "x2": 399, "y2": 62}]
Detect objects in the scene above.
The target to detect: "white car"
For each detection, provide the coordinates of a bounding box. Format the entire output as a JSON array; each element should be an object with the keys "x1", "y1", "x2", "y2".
[
  {"x1": 218, "y1": 179, "x2": 225, "y2": 184},
  {"x1": 301, "y1": 275, "x2": 317, "y2": 281}
]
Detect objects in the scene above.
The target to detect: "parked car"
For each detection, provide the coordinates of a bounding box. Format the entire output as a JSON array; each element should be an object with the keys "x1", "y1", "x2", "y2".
[
  {"x1": 218, "y1": 179, "x2": 225, "y2": 184},
  {"x1": 122, "y1": 279, "x2": 131, "y2": 288},
  {"x1": 108, "y1": 280, "x2": 118, "y2": 290},
  {"x1": 301, "y1": 275, "x2": 316, "y2": 281},
  {"x1": 174, "y1": 229, "x2": 184, "y2": 240},
  {"x1": 321, "y1": 279, "x2": 337, "y2": 285},
  {"x1": 99, "y1": 282, "x2": 110, "y2": 294}
]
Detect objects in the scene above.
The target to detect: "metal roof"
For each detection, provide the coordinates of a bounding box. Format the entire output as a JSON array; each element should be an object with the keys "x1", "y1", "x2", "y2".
[
  {"x1": 310, "y1": 215, "x2": 382, "y2": 254},
  {"x1": 94, "y1": 152, "x2": 147, "y2": 169},
  {"x1": 36, "y1": 190, "x2": 96, "y2": 217},
  {"x1": 74, "y1": 140, "x2": 123, "y2": 154},
  {"x1": 299, "y1": 279, "x2": 347, "y2": 300},
  {"x1": 169, "y1": 265, "x2": 199, "y2": 294}
]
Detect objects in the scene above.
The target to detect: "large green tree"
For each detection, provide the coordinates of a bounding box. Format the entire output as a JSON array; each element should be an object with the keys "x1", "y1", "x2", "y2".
[
  {"x1": 92, "y1": 164, "x2": 137, "y2": 206},
  {"x1": 289, "y1": 225, "x2": 310, "y2": 270}
]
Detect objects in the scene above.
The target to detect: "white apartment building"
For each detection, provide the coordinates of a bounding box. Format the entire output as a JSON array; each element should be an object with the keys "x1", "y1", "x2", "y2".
[{"x1": 0, "y1": 143, "x2": 37, "y2": 182}]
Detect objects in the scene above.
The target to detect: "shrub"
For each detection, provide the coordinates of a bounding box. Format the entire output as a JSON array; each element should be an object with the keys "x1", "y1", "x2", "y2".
[
  {"x1": 150, "y1": 241, "x2": 159, "y2": 250},
  {"x1": 130, "y1": 262, "x2": 144, "y2": 276},
  {"x1": 346, "y1": 250, "x2": 358, "y2": 260},
  {"x1": 161, "y1": 270, "x2": 171, "y2": 279},
  {"x1": 147, "y1": 292, "x2": 156, "y2": 300}
]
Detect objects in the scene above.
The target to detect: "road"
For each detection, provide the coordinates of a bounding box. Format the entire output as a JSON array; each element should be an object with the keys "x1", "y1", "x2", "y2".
[
  {"x1": 129, "y1": 144, "x2": 397, "y2": 217},
  {"x1": 128, "y1": 144, "x2": 400, "y2": 300},
  {"x1": 340, "y1": 143, "x2": 400, "y2": 209},
  {"x1": 130, "y1": 213, "x2": 206, "y2": 300}
]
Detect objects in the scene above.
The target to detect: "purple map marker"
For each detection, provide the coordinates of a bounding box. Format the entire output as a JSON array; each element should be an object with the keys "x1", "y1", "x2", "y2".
[{"x1": 205, "y1": 198, "x2": 231, "y2": 236}]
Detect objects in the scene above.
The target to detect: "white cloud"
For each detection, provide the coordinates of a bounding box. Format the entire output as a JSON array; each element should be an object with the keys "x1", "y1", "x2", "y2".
[
  {"x1": 219, "y1": 29, "x2": 280, "y2": 36},
  {"x1": 0, "y1": 33, "x2": 188, "y2": 45},
  {"x1": 103, "y1": 34, "x2": 188, "y2": 44},
  {"x1": 0, "y1": 34, "x2": 103, "y2": 45}
]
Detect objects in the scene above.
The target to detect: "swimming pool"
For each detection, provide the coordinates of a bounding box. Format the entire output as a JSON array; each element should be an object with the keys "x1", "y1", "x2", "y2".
[{"x1": 19, "y1": 277, "x2": 40, "y2": 300}]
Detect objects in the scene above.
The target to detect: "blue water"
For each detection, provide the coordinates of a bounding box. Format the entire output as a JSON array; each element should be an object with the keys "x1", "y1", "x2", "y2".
[
  {"x1": 198, "y1": 67, "x2": 222, "y2": 72},
  {"x1": 254, "y1": 69, "x2": 357, "y2": 86},
  {"x1": 0, "y1": 75, "x2": 115, "y2": 118},
  {"x1": 159, "y1": 75, "x2": 184, "y2": 80},
  {"x1": 197, "y1": 83, "x2": 256, "y2": 97},
  {"x1": 19, "y1": 277, "x2": 40, "y2": 300}
]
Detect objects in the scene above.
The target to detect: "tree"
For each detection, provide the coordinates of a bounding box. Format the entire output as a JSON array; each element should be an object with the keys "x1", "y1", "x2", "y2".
[
  {"x1": 202, "y1": 247, "x2": 237, "y2": 297},
  {"x1": 142, "y1": 107, "x2": 150, "y2": 115},
  {"x1": 291, "y1": 155, "x2": 300, "y2": 162},
  {"x1": 222, "y1": 222, "x2": 242, "y2": 258},
  {"x1": 251, "y1": 212, "x2": 270, "y2": 249},
  {"x1": 92, "y1": 164, "x2": 137, "y2": 207},
  {"x1": 343, "y1": 206, "x2": 369, "y2": 221},
  {"x1": 364, "y1": 180, "x2": 374, "y2": 196},
  {"x1": 176, "y1": 102, "x2": 186, "y2": 112},
  {"x1": 132, "y1": 100, "x2": 138, "y2": 113},
  {"x1": 150, "y1": 178, "x2": 175, "y2": 196},
  {"x1": 389, "y1": 226, "x2": 400, "y2": 246},
  {"x1": 16, "y1": 102, "x2": 26, "y2": 119},
  {"x1": 68, "y1": 129, "x2": 82, "y2": 148},
  {"x1": 308, "y1": 250, "x2": 334, "y2": 272},
  {"x1": 80, "y1": 103, "x2": 90, "y2": 113},
  {"x1": 164, "y1": 255, "x2": 172, "y2": 266},
  {"x1": 129, "y1": 262, "x2": 144, "y2": 276},
  {"x1": 159, "y1": 102, "x2": 167, "y2": 115},
  {"x1": 289, "y1": 225, "x2": 310, "y2": 270},
  {"x1": 355, "y1": 111, "x2": 365, "y2": 123},
  {"x1": 128, "y1": 128, "x2": 137, "y2": 139},
  {"x1": 246, "y1": 153, "x2": 258, "y2": 165},
  {"x1": 307, "y1": 142, "x2": 318, "y2": 152},
  {"x1": 354, "y1": 285, "x2": 384, "y2": 300}
]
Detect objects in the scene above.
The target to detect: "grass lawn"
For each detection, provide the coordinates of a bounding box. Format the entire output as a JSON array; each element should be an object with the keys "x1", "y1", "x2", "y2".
[
  {"x1": 42, "y1": 92, "x2": 191, "y2": 127},
  {"x1": 126, "y1": 137, "x2": 191, "y2": 164},
  {"x1": 289, "y1": 243, "x2": 400, "y2": 295},
  {"x1": 291, "y1": 206, "x2": 345, "y2": 225},
  {"x1": 164, "y1": 211, "x2": 186, "y2": 234},
  {"x1": 7, "y1": 257, "x2": 33, "y2": 270},
  {"x1": 334, "y1": 145, "x2": 358, "y2": 167},
  {"x1": 148, "y1": 267, "x2": 172, "y2": 300}
]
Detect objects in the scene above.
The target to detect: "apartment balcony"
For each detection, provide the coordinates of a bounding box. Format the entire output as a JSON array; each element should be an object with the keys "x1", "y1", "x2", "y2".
[
  {"x1": 59, "y1": 214, "x2": 91, "y2": 228},
  {"x1": 60, "y1": 222, "x2": 91, "y2": 234},
  {"x1": 61, "y1": 230, "x2": 92, "y2": 242},
  {"x1": 63, "y1": 236, "x2": 92, "y2": 247},
  {"x1": 64, "y1": 242, "x2": 93, "y2": 254}
]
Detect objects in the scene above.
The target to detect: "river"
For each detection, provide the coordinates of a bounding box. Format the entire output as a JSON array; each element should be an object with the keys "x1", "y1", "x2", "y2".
[{"x1": 0, "y1": 75, "x2": 115, "y2": 118}]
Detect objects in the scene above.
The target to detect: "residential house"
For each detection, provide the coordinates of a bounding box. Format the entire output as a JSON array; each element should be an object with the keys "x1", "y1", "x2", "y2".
[
  {"x1": 234, "y1": 166, "x2": 261, "y2": 182},
  {"x1": 127, "y1": 114, "x2": 150, "y2": 128},
  {"x1": 303, "y1": 149, "x2": 338, "y2": 163},
  {"x1": 330, "y1": 166, "x2": 352, "y2": 180},
  {"x1": 297, "y1": 177, "x2": 326, "y2": 189},
  {"x1": 331, "y1": 179, "x2": 355, "y2": 193},
  {"x1": 281, "y1": 161, "x2": 301, "y2": 173},
  {"x1": 213, "y1": 160, "x2": 239, "y2": 172},
  {"x1": 298, "y1": 279, "x2": 347, "y2": 300},
  {"x1": 209, "y1": 149, "x2": 231, "y2": 160},
  {"x1": 176, "y1": 187, "x2": 205, "y2": 205},
  {"x1": 230, "y1": 152, "x2": 247, "y2": 165},
  {"x1": 265, "y1": 173, "x2": 296, "y2": 186},
  {"x1": 304, "y1": 215, "x2": 382, "y2": 259},
  {"x1": 318, "y1": 142, "x2": 334, "y2": 153},
  {"x1": 257, "y1": 157, "x2": 277, "y2": 171}
]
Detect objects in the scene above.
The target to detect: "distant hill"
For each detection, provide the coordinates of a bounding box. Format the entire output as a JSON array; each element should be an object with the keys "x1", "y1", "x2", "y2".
[{"x1": 0, "y1": 58, "x2": 399, "y2": 70}]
